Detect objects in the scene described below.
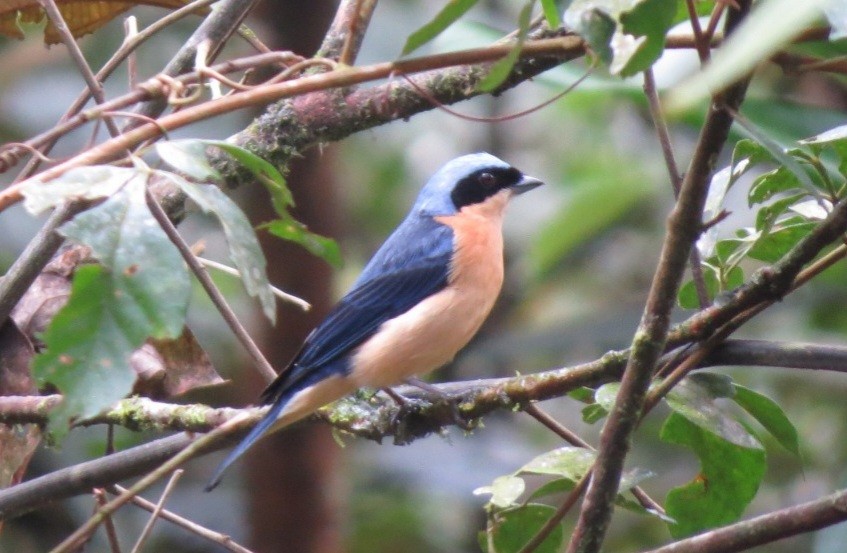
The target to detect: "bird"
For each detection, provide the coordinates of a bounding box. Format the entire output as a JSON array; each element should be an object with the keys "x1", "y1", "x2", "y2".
[{"x1": 206, "y1": 152, "x2": 543, "y2": 490}]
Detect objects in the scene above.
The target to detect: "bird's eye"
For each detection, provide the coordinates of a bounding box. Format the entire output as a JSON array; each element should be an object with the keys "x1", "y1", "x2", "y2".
[{"x1": 478, "y1": 172, "x2": 496, "y2": 188}]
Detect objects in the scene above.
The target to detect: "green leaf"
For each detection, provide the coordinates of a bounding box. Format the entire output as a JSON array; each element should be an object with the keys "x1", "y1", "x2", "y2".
[
  {"x1": 158, "y1": 139, "x2": 293, "y2": 214},
  {"x1": 22, "y1": 165, "x2": 139, "y2": 214},
  {"x1": 754, "y1": 193, "x2": 808, "y2": 232},
  {"x1": 678, "y1": 265, "x2": 718, "y2": 309},
  {"x1": 35, "y1": 180, "x2": 189, "y2": 435},
  {"x1": 165, "y1": 174, "x2": 277, "y2": 323},
  {"x1": 594, "y1": 382, "x2": 620, "y2": 412},
  {"x1": 486, "y1": 505, "x2": 564, "y2": 553},
  {"x1": 156, "y1": 140, "x2": 220, "y2": 181},
  {"x1": 564, "y1": 5, "x2": 616, "y2": 65},
  {"x1": 519, "y1": 446, "x2": 596, "y2": 480},
  {"x1": 747, "y1": 219, "x2": 816, "y2": 263},
  {"x1": 581, "y1": 403, "x2": 607, "y2": 424},
  {"x1": 473, "y1": 475, "x2": 526, "y2": 508},
  {"x1": 666, "y1": 0, "x2": 833, "y2": 111},
  {"x1": 662, "y1": 413, "x2": 767, "y2": 537},
  {"x1": 477, "y1": 0, "x2": 533, "y2": 92},
  {"x1": 58, "y1": 180, "x2": 188, "y2": 339},
  {"x1": 199, "y1": 140, "x2": 294, "y2": 213},
  {"x1": 733, "y1": 384, "x2": 800, "y2": 456},
  {"x1": 567, "y1": 386, "x2": 595, "y2": 403},
  {"x1": 539, "y1": 0, "x2": 564, "y2": 28},
  {"x1": 527, "y1": 466, "x2": 652, "y2": 503},
  {"x1": 749, "y1": 166, "x2": 805, "y2": 206},
  {"x1": 617, "y1": 0, "x2": 678, "y2": 76},
  {"x1": 665, "y1": 375, "x2": 761, "y2": 449},
  {"x1": 265, "y1": 216, "x2": 343, "y2": 269},
  {"x1": 401, "y1": 0, "x2": 479, "y2": 55}
]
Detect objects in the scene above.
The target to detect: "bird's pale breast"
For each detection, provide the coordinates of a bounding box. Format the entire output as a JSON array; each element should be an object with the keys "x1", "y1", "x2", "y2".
[{"x1": 348, "y1": 191, "x2": 510, "y2": 388}]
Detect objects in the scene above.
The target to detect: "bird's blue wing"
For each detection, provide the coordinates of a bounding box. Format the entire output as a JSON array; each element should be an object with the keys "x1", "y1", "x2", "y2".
[{"x1": 261, "y1": 216, "x2": 454, "y2": 404}]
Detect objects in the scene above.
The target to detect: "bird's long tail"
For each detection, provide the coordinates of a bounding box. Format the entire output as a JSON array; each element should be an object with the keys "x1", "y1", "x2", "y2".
[{"x1": 204, "y1": 399, "x2": 287, "y2": 492}]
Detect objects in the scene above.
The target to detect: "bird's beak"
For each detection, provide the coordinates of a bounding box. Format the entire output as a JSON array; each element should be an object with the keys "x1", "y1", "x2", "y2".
[{"x1": 511, "y1": 175, "x2": 544, "y2": 195}]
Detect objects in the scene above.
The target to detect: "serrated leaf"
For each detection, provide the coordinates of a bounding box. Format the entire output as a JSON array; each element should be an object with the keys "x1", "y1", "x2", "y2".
[
  {"x1": 156, "y1": 140, "x2": 221, "y2": 181},
  {"x1": 265, "y1": 216, "x2": 343, "y2": 269},
  {"x1": 486, "y1": 505, "x2": 564, "y2": 553},
  {"x1": 665, "y1": 375, "x2": 761, "y2": 449},
  {"x1": 473, "y1": 475, "x2": 526, "y2": 508},
  {"x1": 662, "y1": 413, "x2": 766, "y2": 537},
  {"x1": 34, "y1": 181, "x2": 190, "y2": 435},
  {"x1": 733, "y1": 384, "x2": 800, "y2": 456},
  {"x1": 401, "y1": 0, "x2": 479, "y2": 55},
  {"x1": 59, "y1": 179, "x2": 189, "y2": 339},
  {"x1": 617, "y1": 0, "x2": 678, "y2": 76},
  {"x1": 478, "y1": 0, "x2": 533, "y2": 92},
  {"x1": 22, "y1": 165, "x2": 139, "y2": 214},
  {"x1": 164, "y1": 173, "x2": 276, "y2": 323}
]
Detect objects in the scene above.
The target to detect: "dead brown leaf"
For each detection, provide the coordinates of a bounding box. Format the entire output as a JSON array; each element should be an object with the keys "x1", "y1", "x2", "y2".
[
  {"x1": 131, "y1": 327, "x2": 224, "y2": 399},
  {"x1": 0, "y1": 320, "x2": 41, "y2": 492},
  {"x1": 0, "y1": 0, "x2": 204, "y2": 45}
]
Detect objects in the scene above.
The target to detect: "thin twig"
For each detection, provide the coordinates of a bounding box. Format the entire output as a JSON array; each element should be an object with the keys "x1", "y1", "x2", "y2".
[
  {"x1": 565, "y1": 3, "x2": 753, "y2": 552},
  {"x1": 338, "y1": 0, "x2": 376, "y2": 65},
  {"x1": 517, "y1": 473, "x2": 590, "y2": 553},
  {"x1": 1, "y1": 36, "x2": 584, "y2": 211},
  {"x1": 37, "y1": 0, "x2": 121, "y2": 139},
  {"x1": 126, "y1": 0, "x2": 261, "y2": 129},
  {"x1": 643, "y1": 486, "x2": 847, "y2": 553},
  {"x1": 49, "y1": 414, "x2": 251, "y2": 553},
  {"x1": 684, "y1": 0, "x2": 710, "y2": 62},
  {"x1": 643, "y1": 69, "x2": 710, "y2": 308},
  {"x1": 144, "y1": 188, "x2": 277, "y2": 383},
  {"x1": 198, "y1": 256, "x2": 311, "y2": 311},
  {"x1": 0, "y1": 202, "x2": 85, "y2": 324},
  {"x1": 15, "y1": 0, "x2": 224, "y2": 181},
  {"x1": 93, "y1": 489, "x2": 123, "y2": 553},
  {"x1": 129, "y1": 469, "x2": 183, "y2": 553},
  {"x1": 111, "y1": 484, "x2": 254, "y2": 553},
  {"x1": 319, "y1": 0, "x2": 378, "y2": 61},
  {"x1": 523, "y1": 403, "x2": 665, "y2": 515}
]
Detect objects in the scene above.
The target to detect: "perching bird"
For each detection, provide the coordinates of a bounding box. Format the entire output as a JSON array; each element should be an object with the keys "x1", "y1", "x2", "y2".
[{"x1": 206, "y1": 153, "x2": 543, "y2": 490}]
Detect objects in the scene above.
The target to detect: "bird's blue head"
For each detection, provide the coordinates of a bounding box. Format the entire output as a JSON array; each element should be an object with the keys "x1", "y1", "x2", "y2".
[{"x1": 412, "y1": 153, "x2": 543, "y2": 217}]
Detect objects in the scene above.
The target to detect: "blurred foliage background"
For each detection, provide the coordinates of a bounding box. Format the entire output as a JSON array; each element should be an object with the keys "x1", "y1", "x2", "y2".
[{"x1": 0, "y1": 1, "x2": 846, "y2": 552}]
